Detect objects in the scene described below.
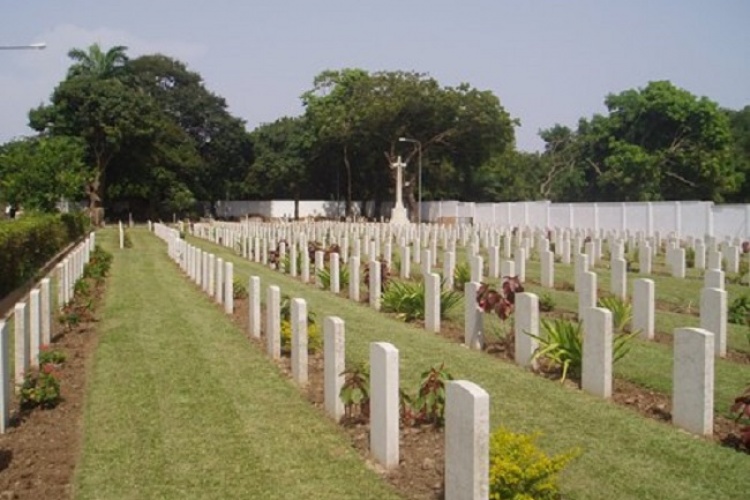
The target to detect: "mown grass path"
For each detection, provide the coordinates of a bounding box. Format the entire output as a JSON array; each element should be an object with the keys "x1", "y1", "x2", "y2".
[
  {"x1": 188, "y1": 231, "x2": 747, "y2": 500},
  {"x1": 74, "y1": 229, "x2": 401, "y2": 500}
]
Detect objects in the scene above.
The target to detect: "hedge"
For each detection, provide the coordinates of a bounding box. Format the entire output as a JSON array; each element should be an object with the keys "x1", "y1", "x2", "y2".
[{"x1": 0, "y1": 212, "x2": 89, "y2": 298}]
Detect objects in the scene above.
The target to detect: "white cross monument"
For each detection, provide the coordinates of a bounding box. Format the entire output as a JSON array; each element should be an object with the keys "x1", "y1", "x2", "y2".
[{"x1": 390, "y1": 155, "x2": 409, "y2": 225}]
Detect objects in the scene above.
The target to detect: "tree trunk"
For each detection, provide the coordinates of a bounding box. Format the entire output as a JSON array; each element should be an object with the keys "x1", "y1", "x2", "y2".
[
  {"x1": 86, "y1": 168, "x2": 105, "y2": 226},
  {"x1": 343, "y1": 145, "x2": 352, "y2": 217}
]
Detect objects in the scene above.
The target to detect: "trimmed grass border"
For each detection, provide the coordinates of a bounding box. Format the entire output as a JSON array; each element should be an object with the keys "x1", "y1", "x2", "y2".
[{"x1": 74, "y1": 229, "x2": 401, "y2": 500}]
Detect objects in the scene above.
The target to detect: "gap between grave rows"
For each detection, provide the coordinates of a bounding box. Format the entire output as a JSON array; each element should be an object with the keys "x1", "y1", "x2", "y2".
[
  {"x1": 73, "y1": 228, "x2": 401, "y2": 500},
  {"x1": 183, "y1": 230, "x2": 748, "y2": 500}
]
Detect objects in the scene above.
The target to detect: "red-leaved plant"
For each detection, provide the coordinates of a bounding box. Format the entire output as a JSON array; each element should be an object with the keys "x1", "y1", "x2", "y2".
[
  {"x1": 730, "y1": 385, "x2": 750, "y2": 450},
  {"x1": 476, "y1": 276, "x2": 524, "y2": 320}
]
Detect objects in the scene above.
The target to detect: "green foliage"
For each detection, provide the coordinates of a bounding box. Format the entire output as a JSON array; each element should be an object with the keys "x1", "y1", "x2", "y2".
[
  {"x1": 0, "y1": 213, "x2": 88, "y2": 297},
  {"x1": 280, "y1": 319, "x2": 322, "y2": 354},
  {"x1": 233, "y1": 278, "x2": 248, "y2": 300},
  {"x1": 489, "y1": 427, "x2": 579, "y2": 500},
  {"x1": 728, "y1": 295, "x2": 750, "y2": 325},
  {"x1": 19, "y1": 364, "x2": 62, "y2": 409},
  {"x1": 685, "y1": 247, "x2": 695, "y2": 268},
  {"x1": 598, "y1": 296, "x2": 634, "y2": 333},
  {"x1": 339, "y1": 362, "x2": 370, "y2": 421},
  {"x1": 317, "y1": 264, "x2": 350, "y2": 290},
  {"x1": 38, "y1": 346, "x2": 66, "y2": 366},
  {"x1": 84, "y1": 244, "x2": 114, "y2": 282},
  {"x1": 538, "y1": 292, "x2": 555, "y2": 312},
  {"x1": 0, "y1": 136, "x2": 88, "y2": 211},
  {"x1": 122, "y1": 230, "x2": 133, "y2": 248},
  {"x1": 453, "y1": 261, "x2": 471, "y2": 291},
  {"x1": 381, "y1": 279, "x2": 461, "y2": 322},
  {"x1": 279, "y1": 294, "x2": 317, "y2": 325},
  {"x1": 529, "y1": 319, "x2": 636, "y2": 383},
  {"x1": 540, "y1": 81, "x2": 740, "y2": 202}
]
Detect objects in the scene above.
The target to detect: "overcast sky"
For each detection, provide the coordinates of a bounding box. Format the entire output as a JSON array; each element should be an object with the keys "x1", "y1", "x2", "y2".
[{"x1": 1, "y1": 0, "x2": 748, "y2": 151}]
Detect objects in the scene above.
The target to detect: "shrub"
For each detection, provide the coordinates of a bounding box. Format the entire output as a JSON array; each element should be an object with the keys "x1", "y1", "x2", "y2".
[
  {"x1": 84, "y1": 245, "x2": 113, "y2": 281},
  {"x1": 0, "y1": 213, "x2": 88, "y2": 297},
  {"x1": 528, "y1": 318, "x2": 636, "y2": 383},
  {"x1": 685, "y1": 247, "x2": 695, "y2": 268},
  {"x1": 539, "y1": 292, "x2": 555, "y2": 312},
  {"x1": 233, "y1": 278, "x2": 248, "y2": 299},
  {"x1": 280, "y1": 319, "x2": 322, "y2": 354},
  {"x1": 489, "y1": 427, "x2": 579, "y2": 500},
  {"x1": 453, "y1": 261, "x2": 471, "y2": 291},
  {"x1": 728, "y1": 295, "x2": 750, "y2": 325},
  {"x1": 20, "y1": 364, "x2": 61, "y2": 409},
  {"x1": 122, "y1": 230, "x2": 133, "y2": 248},
  {"x1": 476, "y1": 277, "x2": 524, "y2": 320}
]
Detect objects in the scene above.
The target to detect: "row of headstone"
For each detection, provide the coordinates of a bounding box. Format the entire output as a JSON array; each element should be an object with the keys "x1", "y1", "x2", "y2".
[
  {"x1": 1, "y1": 232, "x2": 95, "y2": 433},
  {"x1": 467, "y1": 283, "x2": 718, "y2": 438},
  {"x1": 157, "y1": 224, "x2": 492, "y2": 498}
]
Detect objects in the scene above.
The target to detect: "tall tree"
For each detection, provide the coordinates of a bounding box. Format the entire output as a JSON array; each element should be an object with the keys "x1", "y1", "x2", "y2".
[
  {"x1": 29, "y1": 76, "x2": 159, "y2": 223},
  {"x1": 302, "y1": 69, "x2": 516, "y2": 218},
  {"x1": 539, "y1": 81, "x2": 740, "y2": 202},
  {"x1": 0, "y1": 136, "x2": 88, "y2": 212},
  {"x1": 66, "y1": 43, "x2": 129, "y2": 79}
]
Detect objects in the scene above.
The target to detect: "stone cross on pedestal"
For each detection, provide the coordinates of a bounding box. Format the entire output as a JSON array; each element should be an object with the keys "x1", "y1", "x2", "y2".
[{"x1": 390, "y1": 156, "x2": 409, "y2": 225}]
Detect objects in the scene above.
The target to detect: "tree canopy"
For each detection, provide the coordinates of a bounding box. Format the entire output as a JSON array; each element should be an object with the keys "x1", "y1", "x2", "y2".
[{"x1": 4, "y1": 47, "x2": 748, "y2": 220}]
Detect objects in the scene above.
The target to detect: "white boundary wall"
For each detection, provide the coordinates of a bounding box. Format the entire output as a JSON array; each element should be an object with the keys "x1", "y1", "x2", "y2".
[{"x1": 212, "y1": 199, "x2": 749, "y2": 240}]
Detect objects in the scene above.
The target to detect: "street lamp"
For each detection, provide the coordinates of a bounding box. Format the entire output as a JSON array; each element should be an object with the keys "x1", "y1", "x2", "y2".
[
  {"x1": 0, "y1": 42, "x2": 46, "y2": 50},
  {"x1": 399, "y1": 137, "x2": 422, "y2": 224}
]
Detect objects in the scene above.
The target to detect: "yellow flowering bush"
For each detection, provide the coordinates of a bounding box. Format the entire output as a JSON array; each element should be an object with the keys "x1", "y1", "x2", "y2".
[
  {"x1": 489, "y1": 427, "x2": 579, "y2": 500},
  {"x1": 280, "y1": 320, "x2": 322, "y2": 354}
]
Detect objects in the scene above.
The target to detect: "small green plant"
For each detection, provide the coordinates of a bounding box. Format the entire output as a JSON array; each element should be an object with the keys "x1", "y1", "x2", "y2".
[
  {"x1": 58, "y1": 306, "x2": 81, "y2": 332},
  {"x1": 598, "y1": 296, "x2": 634, "y2": 333},
  {"x1": 74, "y1": 278, "x2": 91, "y2": 298},
  {"x1": 685, "y1": 247, "x2": 695, "y2": 268},
  {"x1": 83, "y1": 245, "x2": 113, "y2": 281},
  {"x1": 280, "y1": 319, "x2": 322, "y2": 354},
  {"x1": 280, "y1": 294, "x2": 317, "y2": 324},
  {"x1": 729, "y1": 295, "x2": 750, "y2": 325},
  {"x1": 233, "y1": 278, "x2": 248, "y2": 299},
  {"x1": 123, "y1": 230, "x2": 133, "y2": 248},
  {"x1": 453, "y1": 261, "x2": 471, "y2": 291},
  {"x1": 528, "y1": 318, "x2": 636, "y2": 383},
  {"x1": 488, "y1": 427, "x2": 580, "y2": 500},
  {"x1": 38, "y1": 345, "x2": 66, "y2": 366},
  {"x1": 730, "y1": 385, "x2": 750, "y2": 451},
  {"x1": 381, "y1": 280, "x2": 461, "y2": 322},
  {"x1": 317, "y1": 265, "x2": 350, "y2": 290},
  {"x1": 539, "y1": 292, "x2": 555, "y2": 312},
  {"x1": 19, "y1": 364, "x2": 61, "y2": 409},
  {"x1": 339, "y1": 362, "x2": 370, "y2": 421}
]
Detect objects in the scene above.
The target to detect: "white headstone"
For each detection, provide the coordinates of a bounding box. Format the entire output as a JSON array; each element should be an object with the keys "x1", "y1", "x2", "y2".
[
  {"x1": 370, "y1": 342, "x2": 400, "y2": 469},
  {"x1": 324, "y1": 316, "x2": 345, "y2": 421},
  {"x1": 582, "y1": 307, "x2": 613, "y2": 399},
  {"x1": 673, "y1": 328, "x2": 714, "y2": 436},
  {"x1": 445, "y1": 380, "x2": 490, "y2": 500}
]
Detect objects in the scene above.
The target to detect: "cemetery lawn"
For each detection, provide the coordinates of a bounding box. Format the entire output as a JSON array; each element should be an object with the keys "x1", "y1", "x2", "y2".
[
  {"x1": 187, "y1": 233, "x2": 748, "y2": 500},
  {"x1": 73, "y1": 228, "x2": 402, "y2": 500}
]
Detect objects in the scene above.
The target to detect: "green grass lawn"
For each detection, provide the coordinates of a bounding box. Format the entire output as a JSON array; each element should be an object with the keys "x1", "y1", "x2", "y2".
[
  {"x1": 74, "y1": 228, "x2": 401, "y2": 500},
  {"x1": 187, "y1": 231, "x2": 748, "y2": 500}
]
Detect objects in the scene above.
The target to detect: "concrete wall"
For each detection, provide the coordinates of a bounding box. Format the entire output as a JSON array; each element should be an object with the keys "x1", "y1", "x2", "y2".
[{"x1": 210, "y1": 199, "x2": 749, "y2": 240}]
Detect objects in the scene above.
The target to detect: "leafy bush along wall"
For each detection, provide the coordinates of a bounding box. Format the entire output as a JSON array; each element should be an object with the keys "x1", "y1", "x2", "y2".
[{"x1": 0, "y1": 212, "x2": 89, "y2": 297}]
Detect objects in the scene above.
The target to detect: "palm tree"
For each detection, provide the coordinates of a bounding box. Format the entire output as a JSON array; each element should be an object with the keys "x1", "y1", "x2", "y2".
[{"x1": 66, "y1": 43, "x2": 129, "y2": 79}]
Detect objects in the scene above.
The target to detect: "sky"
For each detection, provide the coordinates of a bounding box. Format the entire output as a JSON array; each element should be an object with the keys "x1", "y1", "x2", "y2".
[{"x1": 1, "y1": 0, "x2": 748, "y2": 152}]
